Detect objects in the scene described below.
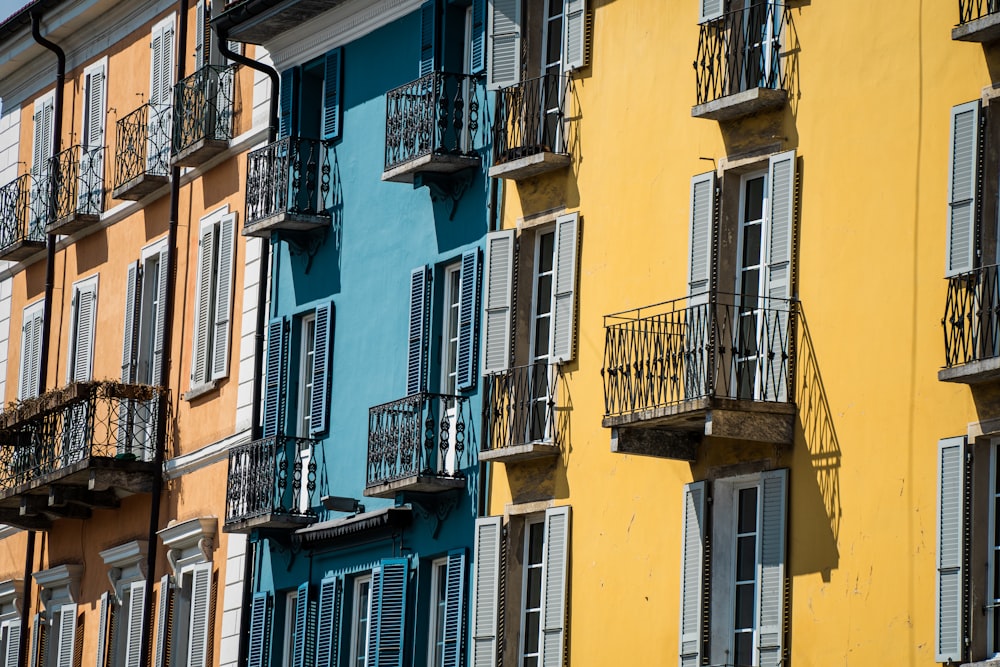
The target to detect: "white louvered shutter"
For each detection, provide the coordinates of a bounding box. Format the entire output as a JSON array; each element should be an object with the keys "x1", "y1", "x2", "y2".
[
  {"x1": 195, "y1": 0, "x2": 208, "y2": 70},
  {"x1": 457, "y1": 249, "x2": 480, "y2": 391},
  {"x1": 151, "y1": 246, "x2": 170, "y2": 386},
  {"x1": 470, "y1": 516, "x2": 502, "y2": 667},
  {"x1": 314, "y1": 578, "x2": 340, "y2": 667},
  {"x1": 186, "y1": 562, "x2": 213, "y2": 667},
  {"x1": 55, "y1": 604, "x2": 77, "y2": 667},
  {"x1": 937, "y1": 436, "x2": 967, "y2": 663},
  {"x1": 679, "y1": 481, "x2": 706, "y2": 667},
  {"x1": 375, "y1": 559, "x2": 408, "y2": 667},
  {"x1": 81, "y1": 63, "x2": 106, "y2": 214},
  {"x1": 28, "y1": 614, "x2": 42, "y2": 667},
  {"x1": 764, "y1": 150, "x2": 795, "y2": 402},
  {"x1": 149, "y1": 20, "x2": 174, "y2": 173},
  {"x1": 19, "y1": 304, "x2": 43, "y2": 400},
  {"x1": 95, "y1": 592, "x2": 110, "y2": 667},
  {"x1": 211, "y1": 214, "x2": 235, "y2": 380},
  {"x1": 756, "y1": 469, "x2": 788, "y2": 667},
  {"x1": 154, "y1": 574, "x2": 172, "y2": 667},
  {"x1": 699, "y1": 0, "x2": 724, "y2": 23},
  {"x1": 947, "y1": 101, "x2": 981, "y2": 278},
  {"x1": 688, "y1": 171, "x2": 715, "y2": 305},
  {"x1": 540, "y1": 507, "x2": 570, "y2": 667},
  {"x1": 125, "y1": 581, "x2": 146, "y2": 667},
  {"x1": 551, "y1": 213, "x2": 579, "y2": 363},
  {"x1": 122, "y1": 261, "x2": 141, "y2": 383},
  {"x1": 487, "y1": 0, "x2": 521, "y2": 90},
  {"x1": 248, "y1": 591, "x2": 271, "y2": 667},
  {"x1": 310, "y1": 303, "x2": 332, "y2": 436},
  {"x1": 3, "y1": 619, "x2": 20, "y2": 667},
  {"x1": 31, "y1": 96, "x2": 54, "y2": 180},
  {"x1": 84, "y1": 64, "x2": 106, "y2": 149},
  {"x1": 406, "y1": 267, "x2": 430, "y2": 396},
  {"x1": 482, "y1": 230, "x2": 515, "y2": 375},
  {"x1": 191, "y1": 223, "x2": 214, "y2": 386},
  {"x1": 563, "y1": 0, "x2": 587, "y2": 70},
  {"x1": 71, "y1": 281, "x2": 97, "y2": 383}
]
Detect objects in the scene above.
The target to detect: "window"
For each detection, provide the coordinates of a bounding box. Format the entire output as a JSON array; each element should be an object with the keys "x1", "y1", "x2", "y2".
[
  {"x1": 284, "y1": 583, "x2": 315, "y2": 667},
  {"x1": 18, "y1": 300, "x2": 44, "y2": 400},
  {"x1": 94, "y1": 539, "x2": 148, "y2": 667},
  {"x1": 0, "y1": 581, "x2": 23, "y2": 667},
  {"x1": 149, "y1": 16, "x2": 175, "y2": 172},
  {"x1": 426, "y1": 552, "x2": 466, "y2": 667},
  {"x1": 65, "y1": 276, "x2": 98, "y2": 461},
  {"x1": 679, "y1": 470, "x2": 788, "y2": 667},
  {"x1": 189, "y1": 208, "x2": 236, "y2": 393},
  {"x1": 428, "y1": 559, "x2": 447, "y2": 667},
  {"x1": 470, "y1": 507, "x2": 570, "y2": 667},
  {"x1": 279, "y1": 48, "x2": 342, "y2": 141},
  {"x1": 157, "y1": 517, "x2": 216, "y2": 667},
  {"x1": 79, "y1": 58, "x2": 107, "y2": 217},
  {"x1": 282, "y1": 590, "x2": 298, "y2": 667},
  {"x1": 30, "y1": 92, "x2": 54, "y2": 232},
  {"x1": 486, "y1": 0, "x2": 588, "y2": 90},
  {"x1": 123, "y1": 241, "x2": 169, "y2": 388},
  {"x1": 31, "y1": 564, "x2": 83, "y2": 667},
  {"x1": 350, "y1": 575, "x2": 372, "y2": 667},
  {"x1": 297, "y1": 313, "x2": 316, "y2": 436}
]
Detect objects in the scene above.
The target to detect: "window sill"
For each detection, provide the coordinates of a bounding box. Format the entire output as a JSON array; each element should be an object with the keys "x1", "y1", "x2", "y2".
[{"x1": 183, "y1": 380, "x2": 220, "y2": 402}]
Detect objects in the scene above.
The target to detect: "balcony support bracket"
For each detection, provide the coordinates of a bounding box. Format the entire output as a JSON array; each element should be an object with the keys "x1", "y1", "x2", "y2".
[
  {"x1": 414, "y1": 168, "x2": 475, "y2": 220},
  {"x1": 21, "y1": 495, "x2": 92, "y2": 521},
  {"x1": 409, "y1": 491, "x2": 460, "y2": 538},
  {"x1": 49, "y1": 484, "x2": 120, "y2": 510},
  {"x1": 0, "y1": 508, "x2": 50, "y2": 531},
  {"x1": 89, "y1": 468, "x2": 157, "y2": 495},
  {"x1": 610, "y1": 426, "x2": 699, "y2": 461},
  {"x1": 280, "y1": 229, "x2": 327, "y2": 274}
]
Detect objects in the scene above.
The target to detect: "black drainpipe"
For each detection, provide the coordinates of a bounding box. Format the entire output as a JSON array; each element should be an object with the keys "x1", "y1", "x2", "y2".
[
  {"x1": 138, "y1": 1, "x2": 187, "y2": 665},
  {"x1": 23, "y1": 11, "x2": 64, "y2": 666},
  {"x1": 216, "y1": 26, "x2": 278, "y2": 667}
]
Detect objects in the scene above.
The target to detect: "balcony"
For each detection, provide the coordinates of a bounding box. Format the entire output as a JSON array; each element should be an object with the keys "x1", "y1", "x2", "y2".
[
  {"x1": 955, "y1": 0, "x2": 1000, "y2": 41},
  {"x1": 0, "y1": 381, "x2": 165, "y2": 530},
  {"x1": 112, "y1": 103, "x2": 171, "y2": 200},
  {"x1": 171, "y1": 64, "x2": 236, "y2": 167},
  {"x1": 242, "y1": 137, "x2": 332, "y2": 238},
  {"x1": 940, "y1": 264, "x2": 1000, "y2": 383},
  {"x1": 692, "y1": 2, "x2": 788, "y2": 121},
  {"x1": 602, "y1": 292, "x2": 796, "y2": 459},
  {"x1": 0, "y1": 174, "x2": 45, "y2": 261},
  {"x1": 47, "y1": 145, "x2": 105, "y2": 235},
  {"x1": 382, "y1": 71, "x2": 481, "y2": 184},
  {"x1": 365, "y1": 392, "x2": 468, "y2": 499},
  {"x1": 223, "y1": 435, "x2": 318, "y2": 534},
  {"x1": 481, "y1": 363, "x2": 562, "y2": 463},
  {"x1": 489, "y1": 74, "x2": 572, "y2": 181}
]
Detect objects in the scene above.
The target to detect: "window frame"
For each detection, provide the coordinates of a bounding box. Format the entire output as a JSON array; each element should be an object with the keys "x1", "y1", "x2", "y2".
[
  {"x1": 297, "y1": 312, "x2": 317, "y2": 438},
  {"x1": 281, "y1": 589, "x2": 298, "y2": 667},
  {"x1": 517, "y1": 516, "x2": 545, "y2": 667},
  {"x1": 189, "y1": 208, "x2": 236, "y2": 394},
  {"x1": 66, "y1": 275, "x2": 99, "y2": 384},
  {"x1": 427, "y1": 558, "x2": 449, "y2": 667},
  {"x1": 350, "y1": 574, "x2": 373, "y2": 667},
  {"x1": 18, "y1": 299, "x2": 45, "y2": 401}
]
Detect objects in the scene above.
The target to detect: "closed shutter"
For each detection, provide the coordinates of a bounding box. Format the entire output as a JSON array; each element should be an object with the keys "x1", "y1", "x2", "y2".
[
  {"x1": 442, "y1": 549, "x2": 466, "y2": 667},
  {"x1": 279, "y1": 68, "x2": 298, "y2": 139},
  {"x1": 419, "y1": 1, "x2": 436, "y2": 77},
  {"x1": 366, "y1": 568, "x2": 382, "y2": 666},
  {"x1": 71, "y1": 281, "x2": 97, "y2": 383},
  {"x1": 679, "y1": 481, "x2": 706, "y2": 667},
  {"x1": 482, "y1": 230, "x2": 514, "y2": 375},
  {"x1": 125, "y1": 581, "x2": 146, "y2": 667},
  {"x1": 247, "y1": 591, "x2": 271, "y2": 667},
  {"x1": 31, "y1": 96, "x2": 53, "y2": 179},
  {"x1": 551, "y1": 213, "x2": 579, "y2": 363},
  {"x1": 151, "y1": 246, "x2": 170, "y2": 386},
  {"x1": 688, "y1": 171, "x2": 716, "y2": 304},
  {"x1": 699, "y1": 0, "x2": 725, "y2": 23},
  {"x1": 84, "y1": 64, "x2": 106, "y2": 149},
  {"x1": 540, "y1": 507, "x2": 570, "y2": 667},
  {"x1": 293, "y1": 581, "x2": 313, "y2": 667},
  {"x1": 186, "y1": 562, "x2": 213, "y2": 667},
  {"x1": 4, "y1": 619, "x2": 20, "y2": 667},
  {"x1": 80, "y1": 64, "x2": 106, "y2": 214},
  {"x1": 192, "y1": 222, "x2": 214, "y2": 385},
  {"x1": 150, "y1": 21, "x2": 175, "y2": 108},
  {"x1": 563, "y1": 0, "x2": 587, "y2": 70},
  {"x1": 121, "y1": 261, "x2": 141, "y2": 383},
  {"x1": 937, "y1": 436, "x2": 968, "y2": 663},
  {"x1": 764, "y1": 150, "x2": 795, "y2": 401},
  {"x1": 263, "y1": 319, "x2": 288, "y2": 437},
  {"x1": 195, "y1": 0, "x2": 208, "y2": 70},
  {"x1": 154, "y1": 574, "x2": 173, "y2": 667},
  {"x1": 314, "y1": 577, "x2": 342, "y2": 667},
  {"x1": 457, "y1": 249, "x2": 479, "y2": 391},
  {"x1": 19, "y1": 304, "x2": 43, "y2": 400},
  {"x1": 211, "y1": 214, "x2": 236, "y2": 380},
  {"x1": 947, "y1": 101, "x2": 981, "y2": 277},
  {"x1": 310, "y1": 303, "x2": 333, "y2": 436},
  {"x1": 55, "y1": 604, "x2": 77, "y2": 667},
  {"x1": 406, "y1": 267, "x2": 430, "y2": 396},
  {"x1": 374, "y1": 559, "x2": 408, "y2": 667},
  {"x1": 487, "y1": 0, "x2": 521, "y2": 90},
  {"x1": 469, "y1": 516, "x2": 502, "y2": 667},
  {"x1": 470, "y1": 0, "x2": 486, "y2": 74},
  {"x1": 323, "y1": 50, "x2": 342, "y2": 141},
  {"x1": 95, "y1": 592, "x2": 110, "y2": 667},
  {"x1": 29, "y1": 613, "x2": 43, "y2": 667},
  {"x1": 756, "y1": 469, "x2": 788, "y2": 667}
]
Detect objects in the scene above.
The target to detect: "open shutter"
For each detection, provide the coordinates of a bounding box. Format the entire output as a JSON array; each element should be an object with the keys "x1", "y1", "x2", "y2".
[
  {"x1": 442, "y1": 549, "x2": 466, "y2": 667},
  {"x1": 150, "y1": 21, "x2": 175, "y2": 108},
  {"x1": 125, "y1": 581, "x2": 146, "y2": 667},
  {"x1": 279, "y1": 68, "x2": 298, "y2": 139},
  {"x1": 151, "y1": 246, "x2": 170, "y2": 386},
  {"x1": 679, "y1": 481, "x2": 707, "y2": 667},
  {"x1": 482, "y1": 230, "x2": 514, "y2": 375},
  {"x1": 247, "y1": 591, "x2": 271, "y2": 667},
  {"x1": 263, "y1": 319, "x2": 288, "y2": 437},
  {"x1": 195, "y1": 0, "x2": 208, "y2": 69},
  {"x1": 310, "y1": 303, "x2": 333, "y2": 436},
  {"x1": 756, "y1": 469, "x2": 788, "y2": 667},
  {"x1": 470, "y1": 0, "x2": 486, "y2": 74},
  {"x1": 187, "y1": 562, "x2": 213, "y2": 667},
  {"x1": 315, "y1": 576, "x2": 342, "y2": 667},
  {"x1": 563, "y1": 0, "x2": 587, "y2": 70},
  {"x1": 947, "y1": 101, "x2": 981, "y2": 277},
  {"x1": 72, "y1": 281, "x2": 97, "y2": 383},
  {"x1": 551, "y1": 213, "x2": 579, "y2": 363},
  {"x1": 457, "y1": 249, "x2": 480, "y2": 391},
  {"x1": 154, "y1": 574, "x2": 173, "y2": 667},
  {"x1": 192, "y1": 222, "x2": 214, "y2": 385},
  {"x1": 84, "y1": 63, "x2": 106, "y2": 149},
  {"x1": 540, "y1": 507, "x2": 570, "y2": 667},
  {"x1": 19, "y1": 305, "x2": 43, "y2": 401},
  {"x1": 4, "y1": 620, "x2": 20, "y2": 667},
  {"x1": 470, "y1": 516, "x2": 502, "y2": 667},
  {"x1": 366, "y1": 567, "x2": 382, "y2": 666},
  {"x1": 211, "y1": 214, "x2": 236, "y2": 381},
  {"x1": 487, "y1": 0, "x2": 521, "y2": 90},
  {"x1": 95, "y1": 592, "x2": 110, "y2": 667},
  {"x1": 55, "y1": 604, "x2": 77, "y2": 667},
  {"x1": 688, "y1": 171, "x2": 715, "y2": 304},
  {"x1": 31, "y1": 96, "x2": 54, "y2": 178},
  {"x1": 699, "y1": 0, "x2": 725, "y2": 23},
  {"x1": 122, "y1": 261, "x2": 141, "y2": 383},
  {"x1": 419, "y1": 1, "x2": 436, "y2": 77},
  {"x1": 406, "y1": 267, "x2": 430, "y2": 396},
  {"x1": 293, "y1": 581, "x2": 314, "y2": 667},
  {"x1": 375, "y1": 559, "x2": 408, "y2": 667},
  {"x1": 937, "y1": 436, "x2": 967, "y2": 663},
  {"x1": 29, "y1": 613, "x2": 43, "y2": 667},
  {"x1": 323, "y1": 49, "x2": 342, "y2": 141},
  {"x1": 764, "y1": 151, "x2": 795, "y2": 402}
]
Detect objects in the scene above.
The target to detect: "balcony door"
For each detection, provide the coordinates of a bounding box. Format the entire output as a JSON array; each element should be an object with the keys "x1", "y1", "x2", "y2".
[
  {"x1": 738, "y1": 0, "x2": 779, "y2": 93},
  {"x1": 734, "y1": 171, "x2": 766, "y2": 400},
  {"x1": 149, "y1": 17, "x2": 175, "y2": 173},
  {"x1": 80, "y1": 60, "x2": 106, "y2": 217},
  {"x1": 439, "y1": 263, "x2": 462, "y2": 475},
  {"x1": 30, "y1": 93, "x2": 54, "y2": 236},
  {"x1": 527, "y1": 229, "x2": 556, "y2": 444}
]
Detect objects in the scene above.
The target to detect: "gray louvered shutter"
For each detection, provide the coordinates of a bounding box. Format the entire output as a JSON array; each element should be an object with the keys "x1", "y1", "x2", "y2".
[
  {"x1": 375, "y1": 559, "x2": 408, "y2": 667},
  {"x1": 247, "y1": 591, "x2": 271, "y2": 667},
  {"x1": 688, "y1": 171, "x2": 715, "y2": 304},
  {"x1": 470, "y1": 516, "x2": 502, "y2": 667},
  {"x1": 552, "y1": 213, "x2": 579, "y2": 363},
  {"x1": 195, "y1": 0, "x2": 208, "y2": 70},
  {"x1": 947, "y1": 101, "x2": 981, "y2": 277},
  {"x1": 366, "y1": 567, "x2": 381, "y2": 665},
  {"x1": 19, "y1": 305, "x2": 43, "y2": 401},
  {"x1": 151, "y1": 246, "x2": 170, "y2": 386},
  {"x1": 263, "y1": 319, "x2": 288, "y2": 437},
  {"x1": 699, "y1": 0, "x2": 724, "y2": 23},
  {"x1": 310, "y1": 303, "x2": 332, "y2": 436},
  {"x1": 29, "y1": 613, "x2": 43, "y2": 667},
  {"x1": 31, "y1": 96, "x2": 53, "y2": 180},
  {"x1": 150, "y1": 22, "x2": 175, "y2": 108},
  {"x1": 315, "y1": 577, "x2": 341, "y2": 667},
  {"x1": 187, "y1": 562, "x2": 213, "y2": 667},
  {"x1": 84, "y1": 65, "x2": 106, "y2": 149},
  {"x1": 293, "y1": 581, "x2": 313, "y2": 667},
  {"x1": 679, "y1": 481, "x2": 706, "y2": 667},
  {"x1": 487, "y1": 0, "x2": 521, "y2": 90},
  {"x1": 563, "y1": 0, "x2": 587, "y2": 70},
  {"x1": 122, "y1": 261, "x2": 141, "y2": 383},
  {"x1": 937, "y1": 436, "x2": 967, "y2": 662},
  {"x1": 81, "y1": 64, "x2": 105, "y2": 214},
  {"x1": 540, "y1": 507, "x2": 570, "y2": 667},
  {"x1": 756, "y1": 469, "x2": 788, "y2": 667},
  {"x1": 155, "y1": 575, "x2": 173, "y2": 667},
  {"x1": 279, "y1": 69, "x2": 297, "y2": 139},
  {"x1": 211, "y1": 214, "x2": 236, "y2": 380},
  {"x1": 125, "y1": 581, "x2": 146, "y2": 667},
  {"x1": 55, "y1": 604, "x2": 76, "y2": 667},
  {"x1": 323, "y1": 50, "x2": 342, "y2": 141},
  {"x1": 470, "y1": 0, "x2": 486, "y2": 74},
  {"x1": 95, "y1": 592, "x2": 110, "y2": 667},
  {"x1": 191, "y1": 223, "x2": 214, "y2": 385},
  {"x1": 442, "y1": 549, "x2": 466, "y2": 667},
  {"x1": 72, "y1": 281, "x2": 97, "y2": 382},
  {"x1": 406, "y1": 267, "x2": 430, "y2": 396},
  {"x1": 764, "y1": 150, "x2": 795, "y2": 402},
  {"x1": 482, "y1": 230, "x2": 514, "y2": 375},
  {"x1": 4, "y1": 619, "x2": 20, "y2": 667},
  {"x1": 457, "y1": 249, "x2": 479, "y2": 391},
  {"x1": 420, "y1": 1, "x2": 436, "y2": 77}
]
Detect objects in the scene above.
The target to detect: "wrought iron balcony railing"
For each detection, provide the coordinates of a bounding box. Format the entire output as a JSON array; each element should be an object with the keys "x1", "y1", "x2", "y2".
[
  {"x1": 113, "y1": 103, "x2": 171, "y2": 198},
  {"x1": 245, "y1": 137, "x2": 333, "y2": 230},
  {"x1": 602, "y1": 292, "x2": 797, "y2": 418},
  {"x1": 367, "y1": 392, "x2": 468, "y2": 491},
  {"x1": 172, "y1": 64, "x2": 236, "y2": 158},
  {"x1": 960, "y1": 0, "x2": 1000, "y2": 24},
  {"x1": 492, "y1": 73, "x2": 570, "y2": 166},
  {"x1": 943, "y1": 264, "x2": 1000, "y2": 369},
  {"x1": 224, "y1": 435, "x2": 318, "y2": 530},
  {"x1": 695, "y1": 2, "x2": 786, "y2": 106},
  {"x1": 384, "y1": 71, "x2": 481, "y2": 173},
  {"x1": 0, "y1": 381, "x2": 165, "y2": 497},
  {"x1": 49, "y1": 145, "x2": 104, "y2": 230},
  {"x1": 0, "y1": 174, "x2": 45, "y2": 257},
  {"x1": 483, "y1": 363, "x2": 562, "y2": 453}
]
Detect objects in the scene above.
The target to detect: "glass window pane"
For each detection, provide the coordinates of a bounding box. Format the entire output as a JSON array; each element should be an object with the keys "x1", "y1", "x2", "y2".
[
  {"x1": 736, "y1": 535, "x2": 756, "y2": 581},
  {"x1": 734, "y1": 582, "x2": 755, "y2": 629},
  {"x1": 733, "y1": 632, "x2": 753, "y2": 667},
  {"x1": 525, "y1": 567, "x2": 543, "y2": 609},
  {"x1": 546, "y1": 21, "x2": 562, "y2": 65},
  {"x1": 538, "y1": 233, "x2": 555, "y2": 273},
  {"x1": 742, "y1": 223, "x2": 761, "y2": 268},
  {"x1": 535, "y1": 275, "x2": 553, "y2": 316},
  {"x1": 744, "y1": 176, "x2": 765, "y2": 222},
  {"x1": 528, "y1": 523, "x2": 545, "y2": 564},
  {"x1": 738, "y1": 487, "x2": 758, "y2": 533},
  {"x1": 523, "y1": 610, "x2": 541, "y2": 654}
]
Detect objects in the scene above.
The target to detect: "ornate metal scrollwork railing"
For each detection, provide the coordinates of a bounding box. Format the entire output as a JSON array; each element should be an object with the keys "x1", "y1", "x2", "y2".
[
  {"x1": 483, "y1": 363, "x2": 562, "y2": 452},
  {"x1": 0, "y1": 174, "x2": 44, "y2": 251},
  {"x1": 114, "y1": 102, "x2": 171, "y2": 189},
  {"x1": 172, "y1": 64, "x2": 236, "y2": 155},
  {"x1": 695, "y1": 2, "x2": 786, "y2": 105},
  {"x1": 51, "y1": 145, "x2": 105, "y2": 221},
  {"x1": 384, "y1": 71, "x2": 481, "y2": 172},
  {"x1": 367, "y1": 392, "x2": 468, "y2": 488},
  {"x1": 493, "y1": 73, "x2": 570, "y2": 166},
  {"x1": 602, "y1": 292, "x2": 797, "y2": 418},
  {"x1": 959, "y1": 0, "x2": 1000, "y2": 24},
  {"x1": 943, "y1": 264, "x2": 1000, "y2": 367},
  {"x1": 224, "y1": 435, "x2": 318, "y2": 526},
  {"x1": 245, "y1": 137, "x2": 333, "y2": 227}
]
